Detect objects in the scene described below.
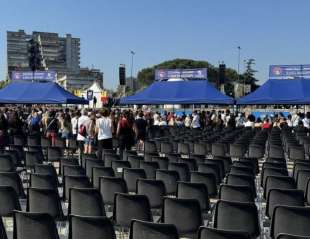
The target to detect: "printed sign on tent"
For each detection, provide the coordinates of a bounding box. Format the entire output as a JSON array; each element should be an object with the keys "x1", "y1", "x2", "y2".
[{"x1": 87, "y1": 90, "x2": 93, "y2": 100}]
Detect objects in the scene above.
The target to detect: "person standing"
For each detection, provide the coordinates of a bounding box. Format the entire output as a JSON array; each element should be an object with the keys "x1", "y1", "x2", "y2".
[
  {"x1": 77, "y1": 110, "x2": 90, "y2": 154},
  {"x1": 134, "y1": 111, "x2": 147, "y2": 151},
  {"x1": 71, "y1": 111, "x2": 79, "y2": 139},
  {"x1": 84, "y1": 112, "x2": 96, "y2": 154},
  {"x1": 45, "y1": 111, "x2": 59, "y2": 146},
  {"x1": 117, "y1": 111, "x2": 134, "y2": 157},
  {"x1": 96, "y1": 109, "x2": 113, "y2": 155}
]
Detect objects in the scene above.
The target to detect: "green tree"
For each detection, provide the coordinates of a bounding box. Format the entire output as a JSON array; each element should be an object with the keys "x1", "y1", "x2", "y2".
[
  {"x1": 0, "y1": 80, "x2": 10, "y2": 89},
  {"x1": 243, "y1": 59, "x2": 258, "y2": 85}
]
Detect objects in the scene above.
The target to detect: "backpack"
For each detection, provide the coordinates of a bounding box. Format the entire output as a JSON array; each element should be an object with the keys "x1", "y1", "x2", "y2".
[{"x1": 79, "y1": 124, "x2": 87, "y2": 137}]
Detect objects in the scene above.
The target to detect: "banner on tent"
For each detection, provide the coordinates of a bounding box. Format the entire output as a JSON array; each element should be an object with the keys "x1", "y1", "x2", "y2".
[
  {"x1": 155, "y1": 68, "x2": 207, "y2": 81},
  {"x1": 12, "y1": 71, "x2": 57, "y2": 82},
  {"x1": 269, "y1": 65, "x2": 310, "y2": 79}
]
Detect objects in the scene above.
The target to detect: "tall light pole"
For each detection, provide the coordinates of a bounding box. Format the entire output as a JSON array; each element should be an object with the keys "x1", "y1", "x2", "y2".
[
  {"x1": 130, "y1": 50, "x2": 135, "y2": 88},
  {"x1": 237, "y1": 46, "x2": 241, "y2": 82}
]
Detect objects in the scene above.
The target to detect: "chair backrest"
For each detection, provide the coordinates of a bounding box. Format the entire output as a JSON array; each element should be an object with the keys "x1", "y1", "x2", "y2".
[
  {"x1": 271, "y1": 206, "x2": 310, "y2": 239},
  {"x1": 113, "y1": 193, "x2": 152, "y2": 228},
  {"x1": 27, "y1": 187, "x2": 64, "y2": 220},
  {"x1": 99, "y1": 176, "x2": 128, "y2": 205},
  {"x1": 214, "y1": 200, "x2": 260, "y2": 238},
  {"x1": 13, "y1": 211, "x2": 59, "y2": 239},
  {"x1": 198, "y1": 163, "x2": 221, "y2": 183},
  {"x1": 69, "y1": 188, "x2": 105, "y2": 217},
  {"x1": 190, "y1": 172, "x2": 217, "y2": 197},
  {"x1": 0, "y1": 172, "x2": 25, "y2": 198},
  {"x1": 152, "y1": 157, "x2": 169, "y2": 170},
  {"x1": 293, "y1": 162, "x2": 310, "y2": 181},
  {"x1": 163, "y1": 197, "x2": 202, "y2": 237},
  {"x1": 261, "y1": 167, "x2": 288, "y2": 188},
  {"x1": 219, "y1": 184, "x2": 255, "y2": 203},
  {"x1": 230, "y1": 165, "x2": 254, "y2": 177},
  {"x1": 177, "y1": 182, "x2": 210, "y2": 211},
  {"x1": 69, "y1": 215, "x2": 116, "y2": 239},
  {"x1": 0, "y1": 186, "x2": 21, "y2": 216},
  {"x1": 129, "y1": 219, "x2": 178, "y2": 239},
  {"x1": 226, "y1": 173, "x2": 256, "y2": 197},
  {"x1": 63, "y1": 165, "x2": 85, "y2": 177},
  {"x1": 111, "y1": 160, "x2": 131, "y2": 177},
  {"x1": 198, "y1": 227, "x2": 251, "y2": 239},
  {"x1": 25, "y1": 152, "x2": 44, "y2": 169},
  {"x1": 63, "y1": 175, "x2": 91, "y2": 201},
  {"x1": 137, "y1": 179, "x2": 166, "y2": 209},
  {"x1": 155, "y1": 170, "x2": 179, "y2": 195},
  {"x1": 139, "y1": 161, "x2": 159, "y2": 179},
  {"x1": 296, "y1": 170, "x2": 310, "y2": 193},
  {"x1": 266, "y1": 189, "x2": 304, "y2": 219},
  {"x1": 123, "y1": 168, "x2": 146, "y2": 192},
  {"x1": 85, "y1": 158, "x2": 105, "y2": 179},
  {"x1": 34, "y1": 164, "x2": 58, "y2": 182},
  {"x1": 264, "y1": 176, "x2": 296, "y2": 199},
  {"x1": 92, "y1": 167, "x2": 115, "y2": 189},
  {"x1": 168, "y1": 162, "x2": 190, "y2": 182},
  {"x1": 128, "y1": 156, "x2": 143, "y2": 168},
  {"x1": 0, "y1": 155, "x2": 16, "y2": 172},
  {"x1": 276, "y1": 233, "x2": 310, "y2": 239},
  {"x1": 59, "y1": 157, "x2": 79, "y2": 175},
  {"x1": 30, "y1": 173, "x2": 58, "y2": 190}
]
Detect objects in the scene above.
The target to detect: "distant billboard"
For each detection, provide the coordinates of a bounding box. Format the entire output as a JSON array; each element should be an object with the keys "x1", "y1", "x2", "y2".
[
  {"x1": 269, "y1": 65, "x2": 310, "y2": 79},
  {"x1": 12, "y1": 71, "x2": 57, "y2": 82},
  {"x1": 155, "y1": 68, "x2": 207, "y2": 81}
]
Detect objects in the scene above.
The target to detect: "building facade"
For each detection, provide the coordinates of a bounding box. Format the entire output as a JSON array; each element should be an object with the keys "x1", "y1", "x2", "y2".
[{"x1": 7, "y1": 30, "x2": 103, "y2": 89}]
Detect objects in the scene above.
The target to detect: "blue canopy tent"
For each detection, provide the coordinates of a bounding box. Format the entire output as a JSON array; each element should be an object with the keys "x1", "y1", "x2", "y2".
[
  {"x1": 120, "y1": 80, "x2": 234, "y2": 105},
  {"x1": 0, "y1": 82, "x2": 88, "y2": 104},
  {"x1": 237, "y1": 78, "x2": 310, "y2": 105}
]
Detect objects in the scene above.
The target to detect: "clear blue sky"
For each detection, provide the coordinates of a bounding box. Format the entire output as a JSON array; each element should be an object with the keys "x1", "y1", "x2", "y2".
[{"x1": 1, "y1": 0, "x2": 310, "y2": 89}]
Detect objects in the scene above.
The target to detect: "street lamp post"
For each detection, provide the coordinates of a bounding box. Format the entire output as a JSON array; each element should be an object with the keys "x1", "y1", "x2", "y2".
[{"x1": 130, "y1": 50, "x2": 135, "y2": 87}]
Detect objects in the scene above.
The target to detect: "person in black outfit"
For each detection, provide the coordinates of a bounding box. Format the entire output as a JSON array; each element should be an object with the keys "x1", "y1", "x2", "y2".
[{"x1": 134, "y1": 111, "x2": 147, "y2": 151}]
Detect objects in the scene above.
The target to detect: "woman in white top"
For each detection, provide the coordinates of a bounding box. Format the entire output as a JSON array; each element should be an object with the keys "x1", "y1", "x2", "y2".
[{"x1": 96, "y1": 109, "x2": 113, "y2": 154}]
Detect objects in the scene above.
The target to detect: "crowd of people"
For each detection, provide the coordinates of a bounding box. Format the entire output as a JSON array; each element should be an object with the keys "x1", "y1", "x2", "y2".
[{"x1": 0, "y1": 106, "x2": 309, "y2": 155}]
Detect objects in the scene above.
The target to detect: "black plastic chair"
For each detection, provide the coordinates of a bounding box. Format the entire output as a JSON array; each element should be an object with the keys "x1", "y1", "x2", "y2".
[
  {"x1": 63, "y1": 175, "x2": 92, "y2": 201},
  {"x1": 136, "y1": 179, "x2": 166, "y2": 209},
  {"x1": 69, "y1": 215, "x2": 116, "y2": 239},
  {"x1": 191, "y1": 172, "x2": 217, "y2": 197},
  {"x1": 129, "y1": 219, "x2": 179, "y2": 239},
  {"x1": 0, "y1": 186, "x2": 21, "y2": 216},
  {"x1": 85, "y1": 158, "x2": 105, "y2": 179},
  {"x1": 69, "y1": 188, "x2": 105, "y2": 217},
  {"x1": 63, "y1": 165, "x2": 85, "y2": 177},
  {"x1": 214, "y1": 200, "x2": 260, "y2": 238},
  {"x1": 266, "y1": 189, "x2": 304, "y2": 219},
  {"x1": 99, "y1": 176, "x2": 128, "y2": 206},
  {"x1": 219, "y1": 184, "x2": 255, "y2": 203},
  {"x1": 198, "y1": 163, "x2": 221, "y2": 183},
  {"x1": 0, "y1": 155, "x2": 16, "y2": 172},
  {"x1": 13, "y1": 211, "x2": 60, "y2": 239},
  {"x1": 264, "y1": 176, "x2": 296, "y2": 199},
  {"x1": 162, "y1": 197, "x2": 202, "y2": 238},
  {"x1": 296, "y1": 170, "x2": 310, "y2": 193},
  {"x1": 0, "y1": 172, "x2": 25, "y2": 198},
  {"x1": 276, "y1": 234, "x2": 310, "y2": 239},
  {"x1": 59, "y1": 157, "x2": 79, "y2": 176},
  {"x1": 177, "y1": 181, "x2": 210, "y2": 212},
  {"x1": 155, "y1": 169, "x2": 179, "y2": 195},
  {"x1": 123, "y1": 168, "x2": 146, "y2": 193},
  {"x1": 30, "y1": 173, "x2": 58, "y2": 190},
  {"x1": 47, "y1": 146, "x2": 63, "y2": 162},
  {"x1": 92, "y1": 167, "x2": 115, "y2": 189},
  {"x1": 34, "y1": 164, "x2": 58, "y2": 185},
  {"x1": 128, "y1": 155, "x2": 143, "y2": 168},
  {"x1": 27, "y1": 187, "x2": 64, "y2": 220},
  {"x1": 151, "y1": 157, "x2": 169, "y2": 170},
  {"x1": 25, "y1": 151, "x2": 44, "y2": 169},
  {"x1": 111, "y1": 160, "x2": 131, "y2": 177},
  {"x1": 139, "y1": 161, "x2": 159, "y2": 179},
  {"x1": 168, "y1": 162, "x2": 190, "y2": 182},
  {"x1": 198, "y1": 227, "x2": 251, "y2": 239},
  {"x1": 113, "y1": 193, "x2": 152, "y2": 229},
  {"x1": 271, "y1": 206, "x2": 310, "y2": 239},
  {"x1": 226, "y1": 173, "x2": 256, "y2": 197}
]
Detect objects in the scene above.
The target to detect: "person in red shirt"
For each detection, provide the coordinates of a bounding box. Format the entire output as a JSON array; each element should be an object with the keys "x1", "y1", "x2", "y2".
[{"x1": 262, "y1": 118, "x2": 271, "y2": 129}]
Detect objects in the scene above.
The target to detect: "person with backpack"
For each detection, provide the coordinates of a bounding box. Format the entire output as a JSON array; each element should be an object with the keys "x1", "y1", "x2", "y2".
[
  {"x1": 45, "y1": 110, "x2": 59, "y2": 146},
  {"x1": 77, "y1": 109, "x2": 90, "y2": 154},
  {"x1": 28, "y1": 109, "x2": 41, "y2": 136},
  {"x1": 117, "y1": 111, "x2": 134, "y2": 157}
]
